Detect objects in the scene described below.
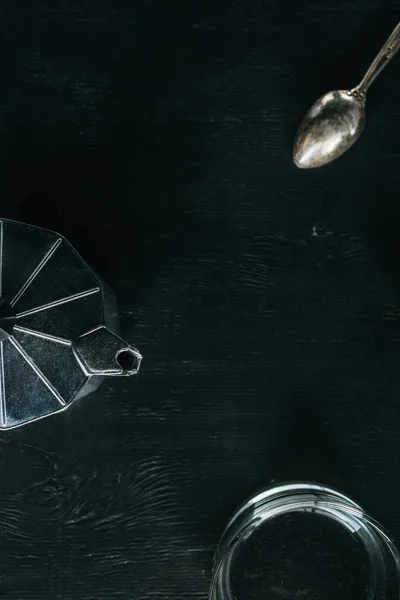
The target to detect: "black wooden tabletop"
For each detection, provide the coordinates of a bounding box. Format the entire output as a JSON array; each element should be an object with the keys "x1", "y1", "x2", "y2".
[{"x1": 1, "y1": 1, "x2": 400, "y2": 598}]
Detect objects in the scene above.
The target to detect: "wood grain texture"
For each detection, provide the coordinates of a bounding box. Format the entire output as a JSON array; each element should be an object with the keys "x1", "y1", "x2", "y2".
[{"x1": 0, "y1": 0, "x2": 400, "y2": 598}]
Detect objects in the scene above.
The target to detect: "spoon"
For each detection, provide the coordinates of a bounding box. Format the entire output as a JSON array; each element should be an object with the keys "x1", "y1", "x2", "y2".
[{"x1": 293, "y1": 21, "x2": 400, "y2": 169}]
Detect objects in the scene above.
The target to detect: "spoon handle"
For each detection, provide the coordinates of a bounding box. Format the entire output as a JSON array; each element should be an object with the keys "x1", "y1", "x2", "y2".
[{"x1": 355, "y1": 21, "x2": 400, "y2": 96}]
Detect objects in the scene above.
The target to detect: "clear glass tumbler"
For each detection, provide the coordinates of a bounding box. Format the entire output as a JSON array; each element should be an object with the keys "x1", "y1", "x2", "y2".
[{"x1": 209, "y1": 482, "x2": 400, "y2": 600}]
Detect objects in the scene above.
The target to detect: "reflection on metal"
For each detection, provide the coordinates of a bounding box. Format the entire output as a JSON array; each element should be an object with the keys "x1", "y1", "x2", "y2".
[
  {"x1": 294, "y1": 21, "x2": 400, "y2": 168},
  {"x1": 0, "y1": 218, "x2": 141, "y2": 429}
]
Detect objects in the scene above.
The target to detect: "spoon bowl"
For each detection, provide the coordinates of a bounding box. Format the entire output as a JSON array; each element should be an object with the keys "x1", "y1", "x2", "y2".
[{"x1": 293, "y1": 90, "x2": 365, "y2": 168}]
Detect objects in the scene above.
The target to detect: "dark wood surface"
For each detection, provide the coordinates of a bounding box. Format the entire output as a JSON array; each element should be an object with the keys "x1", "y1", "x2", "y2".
[{"x1": 1, "y1": 1, "x2": 400, "y2": 598}]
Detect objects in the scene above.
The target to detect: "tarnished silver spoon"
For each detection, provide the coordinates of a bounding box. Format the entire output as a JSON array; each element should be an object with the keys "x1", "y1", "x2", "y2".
[{"x1": 293, "y1": 22, "x2": 400, "y2": 169}]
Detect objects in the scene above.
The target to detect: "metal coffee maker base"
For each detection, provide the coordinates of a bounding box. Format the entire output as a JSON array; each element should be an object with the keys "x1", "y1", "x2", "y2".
[{"x1": 0, "y1": 218, "x2": 141, "y2": 429}]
